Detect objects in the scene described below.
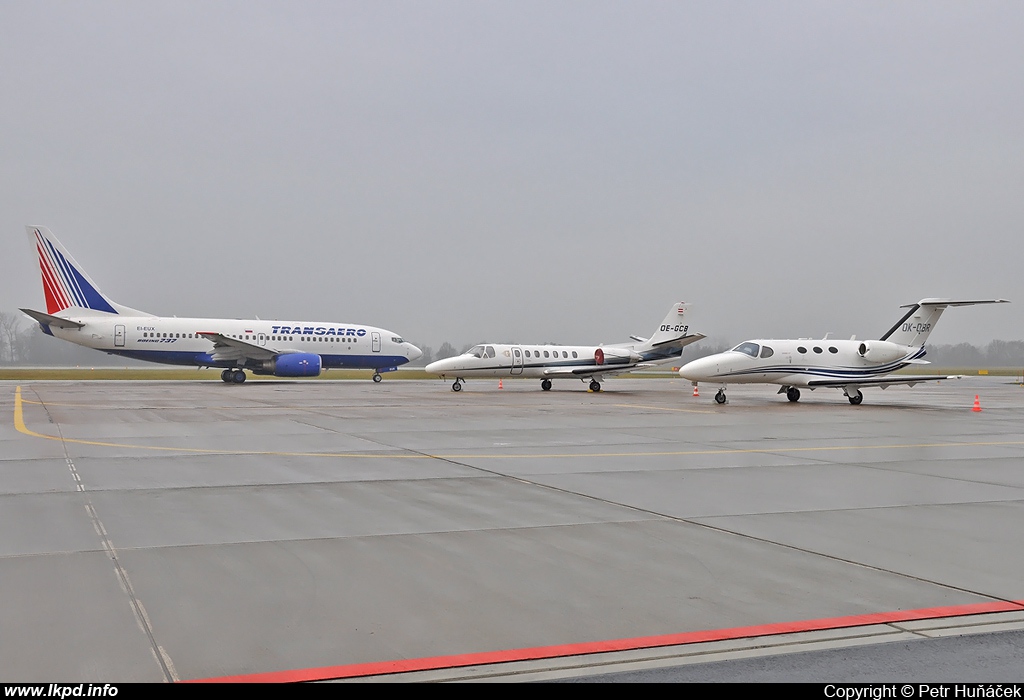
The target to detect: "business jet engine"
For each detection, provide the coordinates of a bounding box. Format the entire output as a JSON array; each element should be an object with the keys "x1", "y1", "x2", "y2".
[
  {"x1": 594, "y1": 347, "x2": 643, "y2": 365},
  {"x1": 857, "y1": 341, "x2": 908, "y2": 365},
  {"x1": 255, "y1": 352, "x2": 323, "y2": 377}
]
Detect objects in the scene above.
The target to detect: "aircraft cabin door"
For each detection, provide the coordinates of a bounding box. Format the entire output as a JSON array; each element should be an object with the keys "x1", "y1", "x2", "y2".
[
  {"x1": 511, "y1": 346, "x2": 524, "y2": 375},
  {"x1": 371, "y1": 332, "x2": 381, "y2": 353},
  {"x1": 114, "y1": 324, "x2": 125, "y2": 347}
]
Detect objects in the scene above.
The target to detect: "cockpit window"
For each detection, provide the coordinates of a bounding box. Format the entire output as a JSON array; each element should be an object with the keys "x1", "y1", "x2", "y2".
[
  {"x1": 392, "y1": 337, "x2": 404, "y2": 344},
  {"x1": 466, "y1": 345, "x2": 485, "y2": 358},
  {"x1": 759, "y1": 345, "x2": 774, "y2": 359},
  {"x1": 484, "y1": 346, "x2": 495, "y2": 358},
  {"x1": 732, "y1": 342, "x2": 760, "y2": 358}
]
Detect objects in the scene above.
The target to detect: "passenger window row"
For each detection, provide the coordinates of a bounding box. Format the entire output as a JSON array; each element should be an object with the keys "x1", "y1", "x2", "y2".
[
  {"x1": 524, "y1": 349, "x2": 577, "y2": 359},
  {"x1": 141, "y1": 332, "x2": 356, "y2": 343}
]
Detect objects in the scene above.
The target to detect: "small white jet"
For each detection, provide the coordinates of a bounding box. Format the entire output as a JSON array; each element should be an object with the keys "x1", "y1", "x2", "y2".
[
  {"x1": 20, "y1": 226, "x2": 421, "y2": 383},
  {"x1": 426, "y1": 302, "x2": 703, "y2": 392},
  {"x1": 679, "y1": 298, "x2": 1009, "y2": 405}
]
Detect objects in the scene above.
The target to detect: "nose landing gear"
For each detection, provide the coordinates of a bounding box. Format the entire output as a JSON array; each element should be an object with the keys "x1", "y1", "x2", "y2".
[
  {"x1": 452, "y1": 379, "x2": 463, "y2": 392},
  {"x1": 714, "y1": 389, "x2": 727, "y2": 404},
  {"x1": 541, "y1": 379, "x2": 552, "y2": 391}
]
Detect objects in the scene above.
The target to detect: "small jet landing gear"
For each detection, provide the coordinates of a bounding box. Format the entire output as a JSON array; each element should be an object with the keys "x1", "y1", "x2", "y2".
[
  {"x1": 452, "y1": 379, "x2": 463, "y2": 392},
  {"x1": 372, "y1": 372, "x2": 382, "y2": 383},
  {"x1": 786, "y1": 387, "x2": 801, "y2": 403},
  {"x1": 541, "y1": 379, "x2": 552, "y2": 391},
  {"x1": 715, "y1": 389, "x2": 727, "y2": 404},
  {"x1": 589, "y1": 380, "x2": 602, "y2": 392},
  {"x1": 847, "y1": 389, "x2": 863, "y2": 405}
]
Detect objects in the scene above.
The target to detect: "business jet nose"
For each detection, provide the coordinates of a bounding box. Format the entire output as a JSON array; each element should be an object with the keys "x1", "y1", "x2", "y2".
[
  {"x1": 678, "y1": 356, "x2": 717, "y2": 381},
  {"x1": 426, "y1": 357, "x2": 457, "y2": 375}
]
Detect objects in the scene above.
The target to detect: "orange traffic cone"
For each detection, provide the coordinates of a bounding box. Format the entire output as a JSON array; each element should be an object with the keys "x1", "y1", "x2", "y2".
[
  {"x1": 498, "y1": 379, "x2": 503, "y2": 390},
  {"x1": 972, "y1": 395, "x2": 981, "y2": 412},
  {"x1": 692, "y1": 384, "x2": 699, "y2": 397}
]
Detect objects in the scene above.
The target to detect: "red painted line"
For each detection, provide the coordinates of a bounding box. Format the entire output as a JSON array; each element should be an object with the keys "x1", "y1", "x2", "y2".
[{"x1": 187, "y1": 598, "x2": 1024, "y2": 682}]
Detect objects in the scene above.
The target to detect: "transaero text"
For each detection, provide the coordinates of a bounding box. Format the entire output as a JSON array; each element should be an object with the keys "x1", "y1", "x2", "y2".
[{"x1": 270, "y1": 326, "x2": 366, "y2": 336}]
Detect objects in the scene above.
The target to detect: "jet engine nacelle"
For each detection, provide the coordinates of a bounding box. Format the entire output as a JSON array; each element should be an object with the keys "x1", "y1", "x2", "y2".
[
  {"x1": 260, "y1": 352, "x2": 322, "y2": 377},
  {"x1": 857, "y1": 341, "x2": 907, "y2": 365},
  {"x1": 597, "y1": 347, "x2": 643, "y2": 364}
]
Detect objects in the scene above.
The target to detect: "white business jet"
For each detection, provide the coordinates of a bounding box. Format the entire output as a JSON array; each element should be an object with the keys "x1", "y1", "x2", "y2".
[
  {"x1": 678, "y1": 298, "x2": 1008, "y2": 405},
  {"x1": 426, "y1": 302, "x2": 703, "y2": 392},
  {"x1": 20, "y1": 226, "x2": 421, "y2": 383}
]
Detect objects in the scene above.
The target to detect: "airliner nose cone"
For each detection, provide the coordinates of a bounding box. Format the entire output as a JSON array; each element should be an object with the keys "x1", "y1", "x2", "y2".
[{"x1": 408, "y1": 344, "x2": 423, "y2": 361}]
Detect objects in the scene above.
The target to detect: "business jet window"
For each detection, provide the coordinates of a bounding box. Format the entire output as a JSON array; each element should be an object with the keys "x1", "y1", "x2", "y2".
[
  {"x1": 760, "y1": 346, "x2": 774, "y2": 358},
  {"x1": 797, "y1": 346, "x2": 807, "y2": 354},
  {"x1": 525, "y1": 350, "x2": 531, "y2": 357},
  {"x1": 813, "y1": 347, "x2": 823, "y2": 353},
  {"x1": 732, "y1": 342, "x2": 760, "y2": 358},
  {"x1": 829, "y1": 346, "x2": 838, "y2": 353},
  {"x1": 572, "y1": 351, "x2": 578, "y2": 358},
  {"x1": 544, "y1": 351, "x2": 550, "y2": 358}
]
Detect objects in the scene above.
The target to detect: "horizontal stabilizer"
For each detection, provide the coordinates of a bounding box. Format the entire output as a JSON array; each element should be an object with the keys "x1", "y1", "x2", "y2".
[
  {"x1": 900, "y1": 298, "x2": 1010, "y2": 309},
  {"x1": 651, "y1": 332, "x2": 705, "y2": 349},
  {"x1": 20, "y1": 308, "x2": 85, "y2": 330},
  {"x1": 881, "y1": 298, "x2": 1010, "y2": 347}
]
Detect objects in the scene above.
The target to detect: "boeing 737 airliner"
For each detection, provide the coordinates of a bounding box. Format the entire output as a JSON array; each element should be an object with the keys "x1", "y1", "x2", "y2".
[{"x1": 21, "y1": 226, "x2": 421, "y2": 382}]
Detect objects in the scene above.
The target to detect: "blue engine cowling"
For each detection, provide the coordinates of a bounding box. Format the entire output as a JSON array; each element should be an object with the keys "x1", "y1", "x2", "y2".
[{"x1": 268, "y1": 353, "x2": 322, "y2": 377}]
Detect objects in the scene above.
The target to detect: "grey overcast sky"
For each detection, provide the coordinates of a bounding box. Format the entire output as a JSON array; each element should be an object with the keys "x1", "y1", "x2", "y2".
[{"x1": 2, "y1": 1, "x2": 1022, "y2": 350}]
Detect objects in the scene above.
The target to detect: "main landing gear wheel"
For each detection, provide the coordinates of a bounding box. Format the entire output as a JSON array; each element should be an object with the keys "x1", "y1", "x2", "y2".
[
  {"x1": 220, "y1": 369, "x2": 232, "y2": 383},
  {"x1": 848, "y1": 390, "x2": 863, "y2": 405},
  {"x1": 452, "y1": 379, "x2": 463, "y2": 392},
  {"x1": 589, "y1": 380, "x2": 601, "y2": 392},
  {"x1": 786, "y1": 387, "x2": 801, "y2": 403},
  {"x1": 232, "y1": 370, "x2": 246, "y2": 384},
  {"x1": 715, "y1": 389, "x2": 727, "y2": 404},
  {"x1": 372, "y1": 372, "x2": 382, "y2": 383},
  {"x1": 541, "y1": 379, "x2": 552, "y2": 391}
]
